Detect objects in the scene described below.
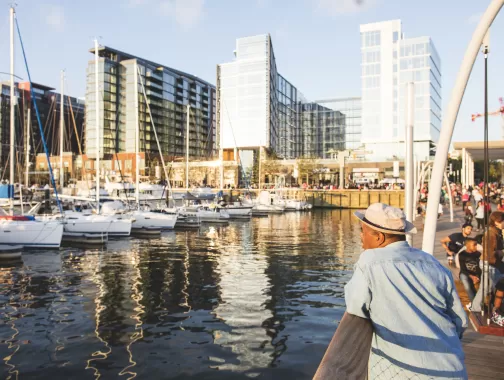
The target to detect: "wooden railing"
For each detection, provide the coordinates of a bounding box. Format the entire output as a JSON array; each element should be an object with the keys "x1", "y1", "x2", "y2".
[
  {"x1": 216, "y1": 189, "x2": 405, "y2": 209},
  {"x1": 313, "y1": 312, "x2": 373, "y2": 380}
]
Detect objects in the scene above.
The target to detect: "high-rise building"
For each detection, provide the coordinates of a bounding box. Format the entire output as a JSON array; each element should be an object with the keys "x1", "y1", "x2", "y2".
[
  {"x1": 217, "y1": 34, "x2": 300, "y2": 159},
  {"x1": 0, "y1": 81, "x2": 85, "y2": 180},
  {"x1": 217, "y1": 34, "x2": 354, "y2": 162},
  {"x1": 310, "y1": 97, "x2": 362, "y2": 153},
  {"x1": 360, "y1": 20, "x2": 441, "y2": 161},
  {"x1": 85, "y1": 46, "x2": 217, "y2": 165}
]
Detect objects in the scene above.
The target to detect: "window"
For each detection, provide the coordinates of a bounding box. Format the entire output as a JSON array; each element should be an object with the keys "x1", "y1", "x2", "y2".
[
  {"x1": 393, "y1": 31, "x2": 399, "y2": 43},
  {"x1": 364, "y1": 31, "x2": 381, "y2": 48}
]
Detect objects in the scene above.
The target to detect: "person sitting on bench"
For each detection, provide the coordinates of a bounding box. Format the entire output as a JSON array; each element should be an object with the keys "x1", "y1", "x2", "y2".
[{"x1": 457, "y1": 237, "x2": 481, "y2": 306}]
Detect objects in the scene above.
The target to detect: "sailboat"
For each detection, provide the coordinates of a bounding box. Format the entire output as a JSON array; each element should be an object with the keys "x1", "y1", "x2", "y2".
[
  {"x1": 30, "y1": 71, "x2": 132, "y2": 243},
  {"x1": 58, "y1": 39, "x2": 134, "y2": 238},
  {"x1": 0, "y1": 7, "x2": 63, "y2": 249},
  {"x1": 102, "y1": 61, "x2": 177, "y2": 232}
]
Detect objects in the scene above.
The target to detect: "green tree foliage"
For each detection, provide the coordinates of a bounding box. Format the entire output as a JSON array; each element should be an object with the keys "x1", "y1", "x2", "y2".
[{"x1": 296, "y1": 156, "x2": 320, "y2": 184}]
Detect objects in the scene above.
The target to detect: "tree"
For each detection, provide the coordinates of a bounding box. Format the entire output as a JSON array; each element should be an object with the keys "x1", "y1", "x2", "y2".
[
  {"x1": 261, "y1": 149, "x2": 281, "y2": 177},
  {"x1": 489, "y1": 161, "x2": 502, "y2": 182},
  {"x1": 296, "y1": 156, "x2": 320, "y2": 185}
]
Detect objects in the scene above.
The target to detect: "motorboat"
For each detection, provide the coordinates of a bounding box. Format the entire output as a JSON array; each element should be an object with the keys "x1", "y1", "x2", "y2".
[
  {"x1": 276, "y1": 198, "x2": 312, "y2": 211},
  {"x1": 101, "y1": 201, "x2": 177, "y2": 231},
  {"x1": 179, "y1": 204, "x2": 230, "y2": 222},
  {"x1": 252, "y1": 204, "x2": 284, "y2": 214},
  {"x1": 219, "y1": 201, "x2": 253, "y2": 217},
  {"x1": 247, "y1": 191, "x2": 285, "y2": 214}
]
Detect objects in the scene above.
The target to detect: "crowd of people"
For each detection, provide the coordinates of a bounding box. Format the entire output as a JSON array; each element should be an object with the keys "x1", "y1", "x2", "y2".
[{"x1": 440, "y1": 182, "x2": 504, "y2": 327}]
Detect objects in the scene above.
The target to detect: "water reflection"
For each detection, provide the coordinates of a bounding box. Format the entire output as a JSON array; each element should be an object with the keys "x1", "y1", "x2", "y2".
[{"x1": 0, "y1": 210, "x2": 361, "y2": 379}]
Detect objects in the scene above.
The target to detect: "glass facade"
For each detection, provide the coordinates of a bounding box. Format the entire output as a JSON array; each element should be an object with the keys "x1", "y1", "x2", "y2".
[
  {"x1": 85, "y1": 46, "x2": 217, "y2": 161},
  {"x1": 398, "y1": 37, "x2": 441, "y2": 142},
  {"x1": 312, "y1": 97, "x2": 362, "y2": 152},
  {"x1": 218, "y1": 35, "x2": 356, "y2": 160},
  {"x1": 360, "y1": 20, "x2": 442, "y2": 161},
  {"x1": 218, "y1": 35, "x2": 271, "y2": 151},
  {"x1": 0, "y1": 82, "x2": 85, "y2": 173}
]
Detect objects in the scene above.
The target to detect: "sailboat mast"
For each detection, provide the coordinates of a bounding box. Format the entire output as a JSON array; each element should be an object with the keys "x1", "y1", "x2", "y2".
[
  {"x1": 186, "y1": 104, "x2": 190, "y2": 189},
  {"x1": 59, "y1": 70, "x2": 65, "y2": 187},
  {"x1": 94, "y1": 39, "x2": 100, "y2": 211},
  {"x1": 137, "y1": 66, "x2": 173, "y2": 199},
  {"x1": 9, "y1": 6, "x2": 15, "y2": 215},
  {"x1": 25, "y1": 107, "x2": 30, "y2": 187},
  {"x1": 134, "y1": 61, "x2": 140, "y2": 207}
]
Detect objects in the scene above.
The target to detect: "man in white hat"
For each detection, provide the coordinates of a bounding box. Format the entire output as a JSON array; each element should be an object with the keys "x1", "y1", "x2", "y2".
[{"x1": 346, "y1": 203, "x2": 468, "y2": 379}]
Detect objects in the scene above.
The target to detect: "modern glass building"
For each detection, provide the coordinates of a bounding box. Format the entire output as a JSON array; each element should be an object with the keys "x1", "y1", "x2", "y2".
[
  {"x1": 85, "y1": 46, "x2": 217, "y2": 162},
  {"x1": 310, "y1": 97, "x2": 362, "y2": 153},
  {"x1": 0, "y1": 82, "x2": 85, "y2": 180},
  {"x1": 217, "y1": 35, "x2": 354, "y2": 161},
  {"x1": 360, "y1": 20, "x2": 441, "y2": 161}
]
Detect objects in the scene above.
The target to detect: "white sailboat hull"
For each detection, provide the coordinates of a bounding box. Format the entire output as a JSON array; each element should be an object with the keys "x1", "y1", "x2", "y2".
[
  {"x1": 108, "y1": 216, "x2": 133, "y2": 237},
  {"x1": 63, "y1": 212, "x2": 113, "y2": 234},
  {"x1": 0, "y1": 220, "x2": 63, "y2": 248},
  {"x1": 130, "y1": 210, "x2": 177, "y2": 230}
]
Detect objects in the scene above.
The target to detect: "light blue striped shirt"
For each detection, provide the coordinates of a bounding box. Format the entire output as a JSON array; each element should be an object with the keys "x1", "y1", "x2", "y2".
[{"x1": 345, "y1": 241, "x2": 468, "y2": 380}]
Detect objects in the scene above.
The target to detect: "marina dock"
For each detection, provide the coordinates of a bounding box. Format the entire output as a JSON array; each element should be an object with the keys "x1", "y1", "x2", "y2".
[{"x1": 412, "y1": 209, "x2": 504, "y2": 380}]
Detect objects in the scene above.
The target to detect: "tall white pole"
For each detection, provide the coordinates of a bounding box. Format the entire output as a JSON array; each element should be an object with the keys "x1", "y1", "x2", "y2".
[
  {"x1": 59, "y1": 70, "x2": 65, "y2": 188},
  {"x1": 466, "y1": 152, "x2": 471, "y2": 187},
  {"x1": 413, "y1": 158, "x2": 418, "y2": 192},
  {"x1": 25, "y1": 107, "x2": 30, "y2": 187},
  {"x1": 405, "y1": 82, "x2": 415, "y2": 245},
  {"x1": 338, "y1": 151, "x2": 345, "y2": 189},
  {"x1": 422, "y1": 0, "x2": 504, "y2": 254},
  {"x1": 471, "y1": 158, "x2": 475, "y2": 186},
  {"x1": 94, "y1": 39, "x2": 100, "y2": 211},
  {"x1": 134, "y1": 61, "x2": 140, "y2": 207},
  {"x1": 444, "y1": 171, "x2": 454, "y2": 222},
  {"x1": 186, "y1": 104, "x2": 190, "y2": 190},
  {"x1": 461, "y1": 148, "x2": 466, "y2": 187},
  {"x1": 9, "y1": 7, "x2": 15, "y2": 215}
]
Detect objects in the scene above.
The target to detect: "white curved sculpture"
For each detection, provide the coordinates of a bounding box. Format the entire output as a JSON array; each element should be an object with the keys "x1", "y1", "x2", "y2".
[{"x1": 422, "y1": 0, "x2": 504, "y2": 254}]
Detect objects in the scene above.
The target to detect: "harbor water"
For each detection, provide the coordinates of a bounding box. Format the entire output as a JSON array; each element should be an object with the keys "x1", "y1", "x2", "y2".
[{"x1": 0, "y1": 210, "x2": 362, "y2": 379}]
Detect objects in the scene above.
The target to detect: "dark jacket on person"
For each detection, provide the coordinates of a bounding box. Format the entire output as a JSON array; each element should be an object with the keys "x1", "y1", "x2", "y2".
[{"x1": 483, "y1": 226, "x2": 504, "y2": 273}]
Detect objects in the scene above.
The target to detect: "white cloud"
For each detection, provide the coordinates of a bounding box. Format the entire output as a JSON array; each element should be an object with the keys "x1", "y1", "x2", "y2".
[
  {"x1": 159, "y1": 0, "x2": 205, "y2": 28},
  {"x1": 467, "y1": 12, "x2": 483, "y2": 25},
  {"x1": 43, "y1": 5, "x2": 65, "y2": 31},
  {"x1": 314, "y1": 0, "x2": 376, "y2": 15}
]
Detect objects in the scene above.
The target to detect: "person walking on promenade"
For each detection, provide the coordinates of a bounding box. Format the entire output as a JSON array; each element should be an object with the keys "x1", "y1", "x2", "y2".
[
  {"x1": 343, "y1": 203, "x2": 468, "y2": 379},
  {"x1": 497, "y1": 198, "x2": 504, "y2": 212},
  {"x1": 475, "y1": 200, "x2": 485, "y2": 232},
  {"x1": 440, "y1": 223, "x2": 473, "y2": 265},
  {"x1": 461, "y1": 189, "x2": 469, "y2": 209},
  {"x1": 471, "y1": 211, "x2": 504, "y2": 312},
  {"x1": 464, "y1": 203, "x2": 474, "y2": 225}
]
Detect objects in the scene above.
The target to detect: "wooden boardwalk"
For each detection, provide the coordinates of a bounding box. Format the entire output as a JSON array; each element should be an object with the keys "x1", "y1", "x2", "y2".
[{"x1": 412, "y1": 208, "x2": 504, "y2": 380}]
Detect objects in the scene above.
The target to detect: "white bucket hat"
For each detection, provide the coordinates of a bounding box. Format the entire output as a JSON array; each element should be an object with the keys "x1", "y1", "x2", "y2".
[{"x1": 354, "y1": 203, "x2": 417, "y2": 235}]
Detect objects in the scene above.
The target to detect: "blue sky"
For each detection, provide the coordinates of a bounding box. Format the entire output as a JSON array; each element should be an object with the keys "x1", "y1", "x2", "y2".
[{"x1": 1, "y1": 0, "x2": 503, "y2": 142}]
